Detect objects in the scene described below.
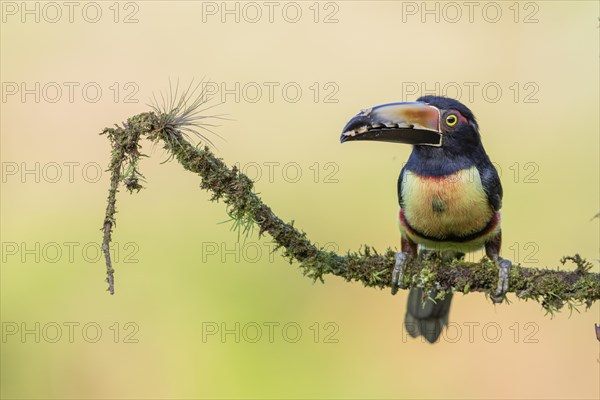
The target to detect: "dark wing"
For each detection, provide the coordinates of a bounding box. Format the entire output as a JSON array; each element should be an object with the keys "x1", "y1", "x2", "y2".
[
  {"x1": 476, "y1": 159, "x2": 503, "y2": 211},
  {"x1": 397, "y1": 165, "x2": 407, "y2": 208}
]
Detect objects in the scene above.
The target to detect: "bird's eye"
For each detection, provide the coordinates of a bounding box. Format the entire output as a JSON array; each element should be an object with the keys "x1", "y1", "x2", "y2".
[{"x1": 445, "y1": 114, "x2": 458, "y2": 127}]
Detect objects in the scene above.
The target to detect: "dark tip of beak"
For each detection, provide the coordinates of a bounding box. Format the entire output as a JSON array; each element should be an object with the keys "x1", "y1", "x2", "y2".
[
  {"x1": 342, "y1": 116, "x2": 370, "y2": 135},
  {"x1": 340, "y1": 131, "x2": 361, "y2": 143}
]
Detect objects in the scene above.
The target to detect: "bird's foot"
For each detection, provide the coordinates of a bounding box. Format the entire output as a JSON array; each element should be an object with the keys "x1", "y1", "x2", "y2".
[
  {"x1": 491, "y1": 257, "x2": 512, "y2": 303},
  {"x1": 391, "y1": 252, "x2": 410, "y2": 295}
]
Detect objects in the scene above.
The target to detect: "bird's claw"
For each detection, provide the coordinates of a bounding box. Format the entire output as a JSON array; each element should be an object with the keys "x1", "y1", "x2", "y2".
[
  {"x1": 391, "y1": 252, "x2": 409, "y2": 295},
  {"x1": 491, "y1": 257, "x2": 512, "y2": 303}
]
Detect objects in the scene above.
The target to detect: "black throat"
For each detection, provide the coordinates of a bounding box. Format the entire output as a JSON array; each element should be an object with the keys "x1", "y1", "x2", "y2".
[{"x1": 405, "y1": 140, "x2": 488, "y2": 177}]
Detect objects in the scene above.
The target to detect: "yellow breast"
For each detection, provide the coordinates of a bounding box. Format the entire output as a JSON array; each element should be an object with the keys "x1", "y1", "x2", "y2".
[{"x1": 400, "y1": 166, "x2": 493, "y2": 241}]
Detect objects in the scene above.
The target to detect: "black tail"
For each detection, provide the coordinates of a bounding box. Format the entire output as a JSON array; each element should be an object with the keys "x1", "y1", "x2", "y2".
[{"x1": 404, "y1": 287, "x2": 453, "y2": 343}]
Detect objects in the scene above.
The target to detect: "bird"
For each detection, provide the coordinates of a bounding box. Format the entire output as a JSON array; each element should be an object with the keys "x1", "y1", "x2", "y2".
[{"x1": 340, "y1": 96, "x2": 511, "y2": 343}]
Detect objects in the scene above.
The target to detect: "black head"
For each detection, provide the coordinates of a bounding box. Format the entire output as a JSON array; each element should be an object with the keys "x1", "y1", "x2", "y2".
[{"x1": 416, "y1": 95, "x2": 482, "y2": 153}]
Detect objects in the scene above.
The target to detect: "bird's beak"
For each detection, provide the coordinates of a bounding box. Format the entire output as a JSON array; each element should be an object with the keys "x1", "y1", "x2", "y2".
[{"x1": 340, "y1": 102, "x2": 442, "y2": 146}]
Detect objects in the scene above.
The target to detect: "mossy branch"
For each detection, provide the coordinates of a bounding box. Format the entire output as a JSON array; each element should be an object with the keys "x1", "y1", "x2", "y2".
[{"x1": 100, "y1": 110, "x2": 600, "y2": 314}]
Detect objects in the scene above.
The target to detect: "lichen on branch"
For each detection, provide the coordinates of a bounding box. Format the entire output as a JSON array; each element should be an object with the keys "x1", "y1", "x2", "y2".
[{"x1": 99, "y1": 91, "x2": 600, "y2": 314}]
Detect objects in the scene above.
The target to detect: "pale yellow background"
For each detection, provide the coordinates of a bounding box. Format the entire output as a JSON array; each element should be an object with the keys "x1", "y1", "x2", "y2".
[{"x1": 1, "y1": 1, "x2": 599, "y2": 399}]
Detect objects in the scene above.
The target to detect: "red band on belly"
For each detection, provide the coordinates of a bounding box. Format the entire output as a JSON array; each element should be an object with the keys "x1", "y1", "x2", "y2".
[{"x1": 400, "y1": 208, "x2": 499, "y2": 243}]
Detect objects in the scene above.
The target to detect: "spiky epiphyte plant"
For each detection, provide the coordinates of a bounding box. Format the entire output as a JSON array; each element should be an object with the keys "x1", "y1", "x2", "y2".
[{"x1": 149, "y1": 79, "x2": 226, "y2": 150}]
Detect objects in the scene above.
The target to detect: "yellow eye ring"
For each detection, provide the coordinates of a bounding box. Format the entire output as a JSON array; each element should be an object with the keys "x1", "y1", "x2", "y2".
[{"x1": 445, "y1": 114, "x2": 458, "y2": 126}]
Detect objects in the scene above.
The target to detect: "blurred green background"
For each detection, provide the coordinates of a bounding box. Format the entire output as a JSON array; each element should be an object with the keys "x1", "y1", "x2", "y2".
[{"x1": 1, "y1": 1, "x2": 599, "y2": 399}]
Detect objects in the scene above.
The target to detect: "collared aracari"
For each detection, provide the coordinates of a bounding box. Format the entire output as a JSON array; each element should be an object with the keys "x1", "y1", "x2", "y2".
[{"x1": 340, "y1": 96, "x2": 511, "y2": 343}]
